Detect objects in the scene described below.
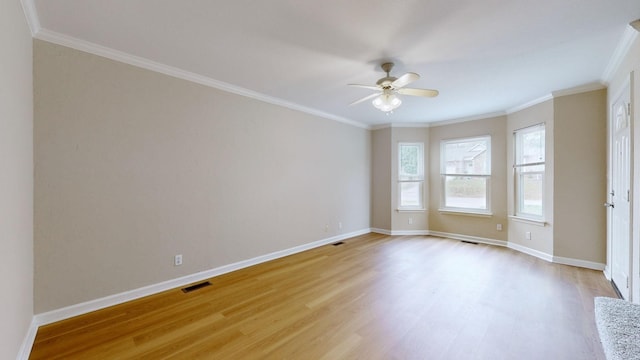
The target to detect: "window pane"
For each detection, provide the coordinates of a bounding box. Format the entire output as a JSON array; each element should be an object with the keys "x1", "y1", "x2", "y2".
[
  {"x1": 400, "y1": 182, "x2": 423, "y2": 208},
  {"x1": 520, "y1": 164, "x2": 544, "y2": 173},
  {"x1": 399, "y1": 144, "x2": 422, "y2": 180},
  {"x1": 516, "y1": 126, "x2": 545, "y2": 165},
  {"x1": 518, "y1": 173, "x2": 543, "y2": 216},
  {"x1": 444, "y1": 176, "x2": 487, "y2": 209},
  {"x1": 442, "y1": 137, "x2": 490, "y2": 175}
]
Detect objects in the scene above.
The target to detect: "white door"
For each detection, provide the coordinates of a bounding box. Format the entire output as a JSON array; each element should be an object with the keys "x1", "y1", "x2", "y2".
[{"x1": 609, "y1": 85, "x2": 631, "y2": 299}]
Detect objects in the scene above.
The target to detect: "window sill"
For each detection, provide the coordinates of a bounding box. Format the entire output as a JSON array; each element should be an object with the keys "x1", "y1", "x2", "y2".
[
  {"x1": 508, "y1": 215, "x2": 547, "y2": 227},
  {"x1": 438, "y1": 209, "x2": 493, "y2": 218},
  {"x1": 397, "y1": 208, "x2": 426, "y2": 213}
]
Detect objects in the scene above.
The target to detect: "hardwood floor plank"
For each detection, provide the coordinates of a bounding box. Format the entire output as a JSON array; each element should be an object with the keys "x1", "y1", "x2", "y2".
[{"x1": 29, "y1": 234, "x2": 616, "y2": 359}]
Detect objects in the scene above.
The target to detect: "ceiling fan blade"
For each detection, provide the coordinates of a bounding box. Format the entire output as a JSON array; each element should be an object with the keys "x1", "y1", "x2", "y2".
[
  {"x1": 391, "y1": 72, "x2": 420, "y2": 89},
  {"x1": 349, "y1": 92, "x2": 381, "y2": 106},
  {"x1": 348, "y1": 84, "x2": 380, "y2": 91},
  {"x1": 397, "y1": 87, "x2": 439, "y2": 97}
]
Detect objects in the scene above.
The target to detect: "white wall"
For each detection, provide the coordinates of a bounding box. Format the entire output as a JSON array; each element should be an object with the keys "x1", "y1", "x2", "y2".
[
  {"x1": 0, "y1": 0, "x2": 34, "y2": 358},
  {"x1": 34, "y1": 40, "x2": 371, "y2": 313}
]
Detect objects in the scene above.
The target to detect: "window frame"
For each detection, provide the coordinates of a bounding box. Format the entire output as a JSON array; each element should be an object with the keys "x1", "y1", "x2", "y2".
[
  {"x1": 397, "y1": 142, "x2": 425, "y2": 211},
  {"x1": 513, "y1": 123, "x2": 545, "y2": 220},
  {"x1": 439, "y1": 135, "x2": 492, "y2": 214}
]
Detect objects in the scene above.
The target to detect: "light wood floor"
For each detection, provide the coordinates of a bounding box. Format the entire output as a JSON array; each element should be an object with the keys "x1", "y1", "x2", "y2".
[{"x1": 30, "y1": 233, "x2": 617, "y2": 359}]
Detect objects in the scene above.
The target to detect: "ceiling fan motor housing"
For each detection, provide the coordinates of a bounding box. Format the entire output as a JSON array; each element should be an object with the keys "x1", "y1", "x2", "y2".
[{"x1": 376, "y1": 77, "x2": 398, "y2": 88}]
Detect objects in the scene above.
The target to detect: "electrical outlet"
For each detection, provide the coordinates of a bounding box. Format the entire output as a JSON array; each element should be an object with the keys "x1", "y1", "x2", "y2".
[
  {"x1": 324, "y1": 224, "x2": 329, "y2": 232},
  {"x1": 408, "y1": 217, "x2": 413, "y2": 225},
  {"x1": 338, "y1": 222, "x2": 342, "y2": 230},
  {"x1": 525, "y1": 232, "x2": 532, "y2": 240},
  {"x1": 174, "y1": 254, "x2": 183, "y2": 266},
  {"x1": 496, "y1": 224, "x2": 502, "y2": 231}
]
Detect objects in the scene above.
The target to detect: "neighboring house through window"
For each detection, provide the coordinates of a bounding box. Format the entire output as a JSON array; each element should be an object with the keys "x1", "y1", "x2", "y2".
[{"x1": 440, "y1": 136, "x2": 491, "y2": 213}]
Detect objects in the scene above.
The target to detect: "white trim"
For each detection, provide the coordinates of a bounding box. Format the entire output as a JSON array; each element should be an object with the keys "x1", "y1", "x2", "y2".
[
  {"x1": 16, "y1": 318, "x2": 38, "y2": 360},
  {"x1": 371, "y1": 228, "x2": 430, "y2": 236},
  {"x1": 604, "y1": 265, "x2": 612, "y2": 280},
  {"x1": 551, "y1": 83, "x2": 606, "y2": 98},
  {"x1": 33, "y1": 30, "x2": 368, "y2": 130},
  {"x1": 602, "y1": 26, "x2": 639, "y2": 84},
  {"x1": 428, "y1": 231, "x2": 507, "y2": 247},
  {"x1": 506, "y1": 94, "x2": 553, "y2": 114},
  {"x1": 376, "y1": 82, "x2": 606, "y2": 129},
  {"x1": 552, "y1": 256, "x2": 605, "y2": 271},
  {"x1": 33, "y1": 228, "x2": 370, "y2": 326},
  {"x1": 19, "y1": 0, "x2": 40, "y2": 36},
  {"x1": 508, "y1": 215, "x2": 547, "y2": 227},
  {"x1": 389, "y1": 230, "x2": 430, "y2": 236},
  {"x1": 377, "y1": 230, "x2": 607, "y2": 272},
  {"x1": 609, "y1": 77, "x2": 632, "y2": 108},
  {"x1": 396, "y1": 209, "x2": 426, "y2": 213},
  {"x1": 370, "y1": 124, "x2": 392, "y2": 130},
  {"x1": 507, "y1": 242, "x2": 554, "y2": 262},
  {"x1": 428, "y1": 111, "x2": 507, "y2": 128},
  {"x1": 438, "y1": 209, "x2": 493, "y2": 218},
  {"x1": 388, "y1": 123, "x2": 431, "y2": 128},
  {"x1": 371, "y1": 228, "x2": 392, "y2": 235}
]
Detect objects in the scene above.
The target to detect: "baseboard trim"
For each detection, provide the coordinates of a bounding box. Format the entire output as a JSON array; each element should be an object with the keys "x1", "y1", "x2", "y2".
[
  {"x1": 553, "y1": 256, "x2": 605, "y2": 271},
  {"x1": 33, "y1": 228, "x2": 371, "y2": 327},
  {"x1": 507, "y1": 242, "x2": 554, "y2": 262},
  {"x1": 371, "y1": 228, "x2": 430, "y2": 236},
  {"x1": 370, "y1": 228, "x2": 391, "y2": 235},
  {"x1": 604, "y1": 265, "x2": 612, "y2": 280},
  {"x1": 17, "y1": 318, "x2": 38, "y2": 360},
  {"x1": 390, "y1": 230, "x2": 430, "y2": 236},
  {"x1": 428, "y1": 231, "x2": 507, "y2": 247}
]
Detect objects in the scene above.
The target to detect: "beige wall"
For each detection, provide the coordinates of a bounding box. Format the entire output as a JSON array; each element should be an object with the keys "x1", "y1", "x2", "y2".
[
  {"x1": 507, "y1": 100, "x2": 555, "y2": 254},
  {"x1": 429, "y1": 116, "x2": 508, "y2": 241},
  {"x1": 371, "y1": 127, "x2": 392, "y2": 231},
  {"x1": 34, "y1": 40, "x2": 371, "y2": 313},
  {"x1": 0, "y1": 1, "x2": 34, "y2": 358},
  {"x1": 391, "y1": 127, "x2": 429, "y2": 232},
  {"x1": 553, "y1": 89, "x2": 607, "y2": 263}
]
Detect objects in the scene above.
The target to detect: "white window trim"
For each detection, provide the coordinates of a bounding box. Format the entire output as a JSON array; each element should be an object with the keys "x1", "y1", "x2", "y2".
[
  {"x1": 508, "y1": 215, "x2": 547, "y2": 227},
  {"x1": 398, "y1": 142, "x2": 425, "y2": 211},
  {"x1": 438, "y1": 208, "x2": 493, "y2": 217},
  {"x1": 513, "y1": 124, "x2": 545, "y2": 220},
  {"x1": 440, "y1": 135, "x2": 491, "y2": 214}
]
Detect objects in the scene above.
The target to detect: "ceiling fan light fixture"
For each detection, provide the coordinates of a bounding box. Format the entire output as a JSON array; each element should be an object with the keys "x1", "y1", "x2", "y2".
[{"x1": 372, "y1": 91, "x2": 402, "y2": 112}]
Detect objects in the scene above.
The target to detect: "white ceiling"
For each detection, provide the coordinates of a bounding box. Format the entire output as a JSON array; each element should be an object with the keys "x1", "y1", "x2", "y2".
[{"x1": 29, "y1": 0, "x2": 640, "y2": 127}]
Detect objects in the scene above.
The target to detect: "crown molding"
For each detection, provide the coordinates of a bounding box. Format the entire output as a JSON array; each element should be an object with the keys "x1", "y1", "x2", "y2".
[
  {"x1": 551, "y1": 82, "x2": 606, "y2": 98},
  {"x1": 602, "y1": 25, "x2": 639, "y2": 84},
  {"x1": 428, "y1": 111, "x2": 507, "y2": 127},
  {"x1": 391, "y1": 122, "x2": 431, "y2": 128},
  {"x1": 370, "y1": 124, "x2": 392, "y2": 130},
  {"x1": 20, "y1": 0, "x2": 40, "y2": 36},
  {"x1": 34, "y1": 29, "x2": 369, "y2": 130},
  {"x1": 506, "y1": 94, "x2": 553, "y2": 114}
]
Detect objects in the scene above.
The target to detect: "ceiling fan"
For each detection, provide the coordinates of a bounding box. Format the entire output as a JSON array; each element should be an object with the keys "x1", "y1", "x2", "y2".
[{"x1": 349, "y1": 62, "x2": 439, "y2": 113}]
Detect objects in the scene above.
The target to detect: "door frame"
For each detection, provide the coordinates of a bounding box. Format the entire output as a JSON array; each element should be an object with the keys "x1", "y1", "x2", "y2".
[{"x1": 607, "y1": 77, "x2": 634, "y2": 301}]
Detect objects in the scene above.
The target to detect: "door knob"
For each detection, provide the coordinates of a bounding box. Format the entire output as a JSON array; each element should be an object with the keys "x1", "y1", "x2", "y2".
[{"x1": 604, "y1": 202, "x2": 615, "y2": 208}]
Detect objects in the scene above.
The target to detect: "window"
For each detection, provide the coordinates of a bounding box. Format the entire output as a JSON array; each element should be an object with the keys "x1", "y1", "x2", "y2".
[
  {"x1": 514, "y1": 124, "x2": 545, "y2": 219},
  {"x1": 398, "y1": 142, "x2": 424, "y2": 210},
  {"x1": 440, "y1": 136, "x2": 491, "y2": 212}
]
